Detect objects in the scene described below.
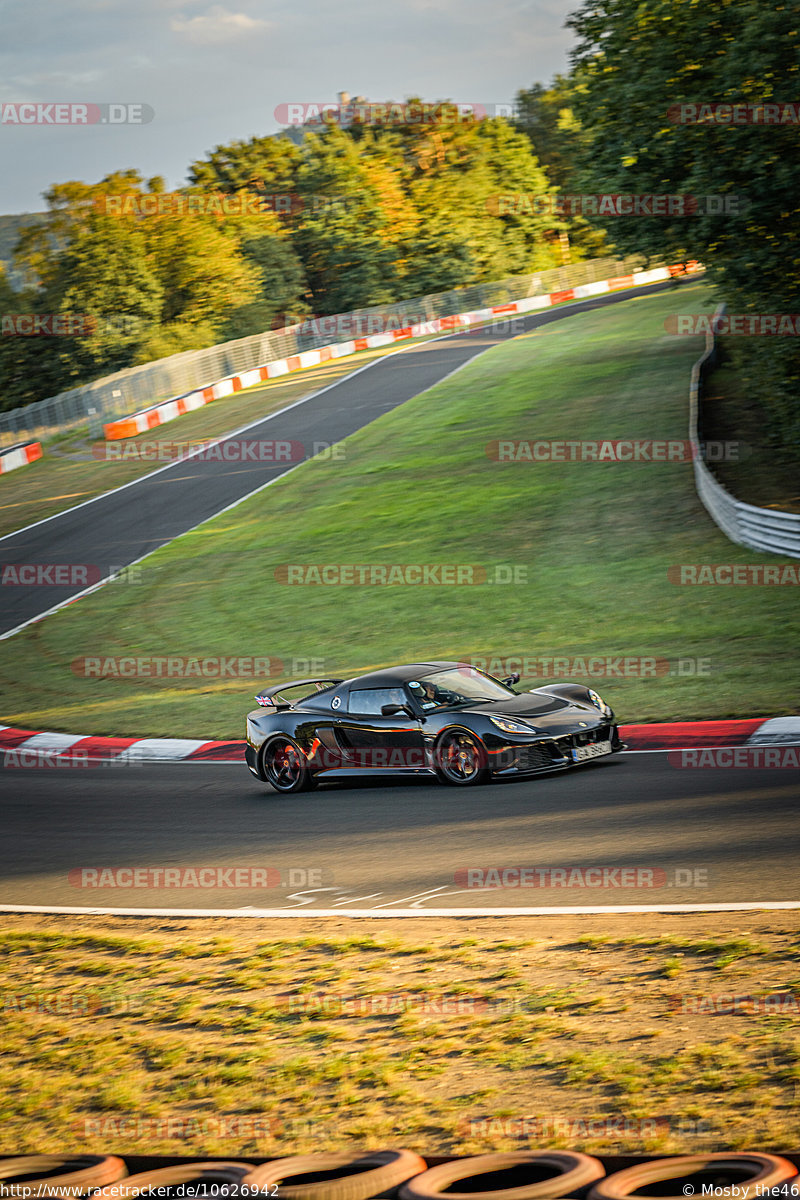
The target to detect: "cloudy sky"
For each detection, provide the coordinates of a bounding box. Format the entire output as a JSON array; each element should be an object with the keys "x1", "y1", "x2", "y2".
[{"x1": 1, "y1": 0, "x2": 579, "y2": 215}]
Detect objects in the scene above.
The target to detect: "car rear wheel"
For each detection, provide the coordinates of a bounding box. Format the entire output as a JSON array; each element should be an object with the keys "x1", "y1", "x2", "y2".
[
  {"x1": 261, "y1": 737, "x2": 316, "y2": 793},
  {"x1": 434, "y1": 729, "x2": 489, "y2": 786}
]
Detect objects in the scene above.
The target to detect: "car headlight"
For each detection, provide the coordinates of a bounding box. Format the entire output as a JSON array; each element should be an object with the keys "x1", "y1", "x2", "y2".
[
  {"x1": 588, "y1": 689, "x2": 613, "y2": 717},
  {"x1": 490, "y1": 716, "x2": 538, "y2": 735}
]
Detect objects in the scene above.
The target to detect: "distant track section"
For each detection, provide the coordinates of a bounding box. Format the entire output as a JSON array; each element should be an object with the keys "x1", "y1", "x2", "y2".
[{"x1": 0, "y1": 281, "x2": 674, "y2": 640}]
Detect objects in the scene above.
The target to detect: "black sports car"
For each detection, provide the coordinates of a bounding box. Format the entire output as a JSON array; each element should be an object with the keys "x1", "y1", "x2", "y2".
[{"x1": 245, "y1": 661, "x2": 624, "y2": 792}]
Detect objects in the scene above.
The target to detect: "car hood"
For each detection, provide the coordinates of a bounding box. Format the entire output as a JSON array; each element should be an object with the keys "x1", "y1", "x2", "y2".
[{"x1": 464, "y1": 692, "x2": 604, "y2": 733}]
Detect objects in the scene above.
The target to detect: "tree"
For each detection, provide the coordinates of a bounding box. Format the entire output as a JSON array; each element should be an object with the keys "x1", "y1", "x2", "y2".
[
  {"x1": 1, "y1": 207, "x2": 164, "y2": 404},
  {"x1": 405, "y1": 117, "x2": 564, "y2": 282},
  {"x1": 514, "y1": 76, "x2": 610, "y2": 260},
  {"x1": 515, "y1": 77, "x2": 577, "y2": 192},
  {"x1": 208, "y1": 207, "x2": 310, "y2": 335},
  {"x1": 140, "y1": 208, "x2": 260, "y2": 328},
  {"x1": 2, "y1": 172, "x2": 264, "y2": 404},
  {"x1": 188, "y1": 136, "x2": 301, "y2": 198},
  {"x1": 1, "y1": 101, "x2": 592, "y2": 410},
  {"x1": 352, "y1": 108, "x2": 565, "y2": 297},
  {"x1": 567, "y1": 0, "x2": 800, "y2": 449},
  {"x1": 0, "y1": 266, "x2": 56, "y2": 409},
  {"x1": 291, "y1": 127, "x2": 400, "y2": 313}
]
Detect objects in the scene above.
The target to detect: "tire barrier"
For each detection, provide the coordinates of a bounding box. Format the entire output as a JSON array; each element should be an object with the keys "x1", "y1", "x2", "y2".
[
  {"x1": 89, "y1": 1162, "x2": 255, "y2": 1198},
  {"x1": 0, "y1": 1154, "x2": 797, "y2": 1200},
  {"x1": 243, "y1": 1150, "x2": 428, "y2": 1200},
  {"x1": 588, "y1": 1153, "x2": 798, "y2": 1200},
  {"x1": 0, "y1": 1155, "x2": 127, "y2": 1193},
  {"x1": 398, "y1": 1151, "x2": 606, "y2": 1200}
]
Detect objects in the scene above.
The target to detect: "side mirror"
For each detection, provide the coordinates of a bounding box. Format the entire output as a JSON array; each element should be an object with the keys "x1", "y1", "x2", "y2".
[
  {"x1": 381, "y1": 703, "x2": 416, "y2": 718},
  {"x1": 502, "y1": 672, "x2": 521, "y2": 686}
]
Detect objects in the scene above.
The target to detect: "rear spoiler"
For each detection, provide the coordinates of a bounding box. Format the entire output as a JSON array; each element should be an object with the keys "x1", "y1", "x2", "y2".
[{"x1": 255, "y1": 678, "x2": 344, "y2": 708}]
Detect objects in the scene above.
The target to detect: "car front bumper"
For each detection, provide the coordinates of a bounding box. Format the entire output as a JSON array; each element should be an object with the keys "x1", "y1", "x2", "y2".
[{"x1": 490, "y1": 722, "x2": 624, "y2": 776}]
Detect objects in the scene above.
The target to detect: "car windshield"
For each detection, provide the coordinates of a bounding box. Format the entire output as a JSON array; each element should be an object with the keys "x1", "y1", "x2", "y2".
[{"x1": 409, "y1": 667, "x2": 516, "y2": 711}]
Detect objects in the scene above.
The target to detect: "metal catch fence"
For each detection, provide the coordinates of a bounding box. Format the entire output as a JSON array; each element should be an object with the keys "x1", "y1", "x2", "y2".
[{"x1": 0, "y1": 255, "x2": 651, "y2": 447}]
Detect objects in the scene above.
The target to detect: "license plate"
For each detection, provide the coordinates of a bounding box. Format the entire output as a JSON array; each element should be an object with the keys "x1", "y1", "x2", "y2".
[{"x1": 572, "y1": 739, "x2": 612, "y2": 762}]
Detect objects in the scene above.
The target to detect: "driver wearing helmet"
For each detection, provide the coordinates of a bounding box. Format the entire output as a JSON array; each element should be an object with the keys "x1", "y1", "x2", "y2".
[{"x1": 409, "y1": 679, "x2": 442, "y2": 710}]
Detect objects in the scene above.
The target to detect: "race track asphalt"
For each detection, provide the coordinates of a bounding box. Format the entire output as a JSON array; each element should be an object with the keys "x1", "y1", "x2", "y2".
[{"x1": 1, "y1": 752, "x2": 797, "y2": 911}]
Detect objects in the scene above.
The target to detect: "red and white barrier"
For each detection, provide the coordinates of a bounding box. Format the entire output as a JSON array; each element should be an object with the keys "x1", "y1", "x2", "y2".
[
  {"x1": 0, "y1": 440, "x2": 42, "y2": 475},
  {"x1": 103, "y1": 264, "x2": 700, "y2": 441}
]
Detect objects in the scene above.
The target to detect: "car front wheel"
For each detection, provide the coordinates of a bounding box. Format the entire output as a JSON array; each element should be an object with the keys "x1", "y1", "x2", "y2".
[
  {"x1": 434, "y1": 729, "x2": 490, "y2": 786},
  {"x1": 261, "y1": 736, "x2": 317, "y2": 793}
]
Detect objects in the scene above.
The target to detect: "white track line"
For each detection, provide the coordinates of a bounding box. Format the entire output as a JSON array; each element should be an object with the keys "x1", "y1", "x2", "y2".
[
  {"x1": 0, "y1": 453, "x2": 307, "y2": 643},
  {"x1": 1, "y1": 292, "x2": 667, "y2": 641},
  {"x1": 1, "y1": 902, "x2": 798, "y2": 919}
]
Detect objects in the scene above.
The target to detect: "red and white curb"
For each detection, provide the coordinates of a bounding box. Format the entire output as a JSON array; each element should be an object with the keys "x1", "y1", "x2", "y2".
[
  {"x1": 0, "y1": 715, "x2": 797, "y2": 765},
  {"x1": 745, "y1": 716, "x2": 800, "y2": 744},
  {"x1": 0, "y1": 440, "x2": 42, "y2": 475},
  {"x1": 0, "y1": 726, "x2": 242, "y2": 764},
  {"x1": 102, "y1": 265, "x2": 694, "y2": 441}
]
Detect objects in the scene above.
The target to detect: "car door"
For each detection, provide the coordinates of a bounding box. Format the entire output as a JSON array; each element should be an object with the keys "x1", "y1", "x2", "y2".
[{"x1": 335, "y1": 686, "x2": 426, "y2": 771}]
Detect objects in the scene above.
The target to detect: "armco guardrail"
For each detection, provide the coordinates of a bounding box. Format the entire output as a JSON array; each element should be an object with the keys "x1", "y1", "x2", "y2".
[
  {"x1": 690, "y1": 306, "x2": 800, "y2": 559},
  {"x1": 0, "y1": 254, "x2": 658, "y2": 448}
]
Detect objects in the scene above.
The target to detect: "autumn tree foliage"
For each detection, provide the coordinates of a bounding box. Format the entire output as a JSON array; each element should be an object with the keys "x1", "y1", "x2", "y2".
[{"x1": 2, "y1": 106, "x2": 563, "y2": 407}]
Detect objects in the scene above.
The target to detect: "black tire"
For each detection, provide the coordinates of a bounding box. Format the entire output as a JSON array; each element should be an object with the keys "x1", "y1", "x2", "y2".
[
  {"x1": 91, "y1": 1164, "x2": 253, "y2": 1200},
  {"x1": 588, "y1": 1154, "x2": 797, "y2": 1200},
  {"x1": 0, "y1": 1157, "x2": 128, "y2": 1194},
  {"x1": 244, "y1": 1150, "x2": 427, "y2": 1200},
  {"x1": 434, "y1": 728, "x2": 490, "y2": 786},
  {"x1": 261, "y1": 736, "x2": 317, "y2": 793},
  {"x1": 399, "y1": 1151, "x2": 605, "y2": 1200}
]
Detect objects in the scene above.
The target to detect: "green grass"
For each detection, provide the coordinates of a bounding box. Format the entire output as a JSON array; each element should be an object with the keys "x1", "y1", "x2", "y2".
[
  {"x1": 1, "y1": 913, "x2": 798, "y2": 1154},
  {"x1": 2, "y1": 281, "x2": 799, "y2": 737}
]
